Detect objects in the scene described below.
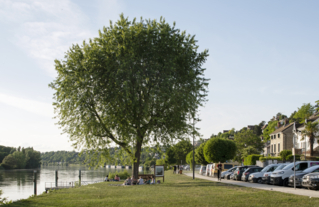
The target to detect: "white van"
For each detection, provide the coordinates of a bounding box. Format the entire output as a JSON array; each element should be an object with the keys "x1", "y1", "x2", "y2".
[
  {"x1": 199, "y1": 165, "x2": 206, "y2": 175},
  {"x1": 206, "y1": 164, "x2": 214, "y2": 176},
  {"x1": 270, "y1": 161, "x2": 319, "y2": 186}
]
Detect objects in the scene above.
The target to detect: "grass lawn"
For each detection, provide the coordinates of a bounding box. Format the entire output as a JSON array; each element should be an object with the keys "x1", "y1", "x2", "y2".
[{"x1": 6, "y1": 170, "x2": 319, "y2": 207}]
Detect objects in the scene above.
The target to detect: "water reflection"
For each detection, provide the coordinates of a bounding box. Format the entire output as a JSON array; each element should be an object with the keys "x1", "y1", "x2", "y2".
[{"x1": 0, "y1": 166, "x2": 135, "y2": 201}]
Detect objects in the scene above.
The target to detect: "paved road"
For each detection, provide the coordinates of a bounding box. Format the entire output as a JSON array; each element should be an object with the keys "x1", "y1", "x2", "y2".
[{"x1": 184, "y1": 172, "x2": 319, "y2": 198}]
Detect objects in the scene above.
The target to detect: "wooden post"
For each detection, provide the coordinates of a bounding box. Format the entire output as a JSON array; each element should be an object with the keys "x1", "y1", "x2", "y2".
[
  {"x1": 79, "y1": 169, "x2": 81, "y2": 187},
  {"x1": 33, "y1": 170, "x2": 37, "y2": 196},
  {"x1": 55, "y1": 170, "x2": 58, "y2": 187}
]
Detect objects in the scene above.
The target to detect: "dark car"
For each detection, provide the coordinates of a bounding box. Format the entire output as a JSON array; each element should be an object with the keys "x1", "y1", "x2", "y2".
[
  {"x1": 289, "y1": 165, "x2": 319, "y2": 187},
  {"x1": 233, "y1": 166, "x2": 255, "y2": 181},
  {"x1": 241, "y1": 167, "x2": 263, "y2": 182},
  {"x1": 221, "y1": 166, "x2": 237, "y2": 179},
  {"x1": 301, "y1": 172, "x2": 319, "y2": 190}
]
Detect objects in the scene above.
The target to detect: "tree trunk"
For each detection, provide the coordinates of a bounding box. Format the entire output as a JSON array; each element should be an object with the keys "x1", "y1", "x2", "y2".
[
  {"x1": 132, "y1": 139, "x2": 142, "y2": 180},
  {"x1": 310, "y1": 136, "x2": 314, "y2": 157}
]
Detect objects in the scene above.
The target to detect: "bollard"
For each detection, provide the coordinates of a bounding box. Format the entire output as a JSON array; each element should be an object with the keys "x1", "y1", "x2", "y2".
[
  {"x1": 34, "y1": 170, "x2": 37, "y2": 196},
  {"x1": 55, "y1": 170, "x2": 58, "y2": 187},
  {"x1": 79, "y1": 169, "x2": 81, "y2": 187}
]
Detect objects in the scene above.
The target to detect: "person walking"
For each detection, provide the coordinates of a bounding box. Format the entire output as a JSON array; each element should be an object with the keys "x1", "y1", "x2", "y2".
[
  {"x1": 173, "y1": 165, "x2": 176, "y2": 174},
  {"x1": 217, "y1": 162, "x2": 222, "y2": 181}
]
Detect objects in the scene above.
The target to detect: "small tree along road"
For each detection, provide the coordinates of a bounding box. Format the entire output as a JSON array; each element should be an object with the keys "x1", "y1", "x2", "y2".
[{"x1": 50, "y1": 15, "x2": 209, "y2": 179}]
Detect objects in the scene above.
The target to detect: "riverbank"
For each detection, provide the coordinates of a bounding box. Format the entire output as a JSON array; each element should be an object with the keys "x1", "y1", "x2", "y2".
[{"x1": 5, "y1": 170, "x2": 319, "y2": 207}]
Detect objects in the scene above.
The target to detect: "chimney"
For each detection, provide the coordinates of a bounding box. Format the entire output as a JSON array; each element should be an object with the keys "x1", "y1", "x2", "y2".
[{"x1": 277, "y1": 122, "x2": 281, "y2": 128}]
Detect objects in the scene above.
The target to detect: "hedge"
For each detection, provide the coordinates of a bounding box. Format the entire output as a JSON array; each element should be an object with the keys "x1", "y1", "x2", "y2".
[
  {"x1": 244, "y1": 154, "x2": 262, "y2": 165},
  {"x1": 286, "y1": 154, "x2": 301, "y2": 161}
]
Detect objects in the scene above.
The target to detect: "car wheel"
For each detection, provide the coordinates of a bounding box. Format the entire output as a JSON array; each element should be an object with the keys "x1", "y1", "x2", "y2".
[
  {"x1": 283, "y1": 178, "x2": 289, "y2": 187},
  {"x1": 257, "y1": 178, "x2": 262, "y2": 184}
]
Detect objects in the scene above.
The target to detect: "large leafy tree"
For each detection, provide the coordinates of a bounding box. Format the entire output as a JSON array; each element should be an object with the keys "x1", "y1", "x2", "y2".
[
  {"x1": 173, "y1": 140, "x2": 193, "y2": 165},
  {"x1": 293, "y1": 103, "x2": 315, "y2": 123},
  {"x1": 301, "y1": 121, "x2": 319, "y2": 156},
  {"x1": 262, "y1": 120, "x2": 278, "y2": 141},
  {"x1": 49, "y1": 15, "x2": 209, "y2": 178},
  {"x1": 195, "y1": 142, "x2": 209, "y2": 165},
  {"x1": 234, "y1": 129, "x2": 264, "y2": 162},
  {"x1": 203, "y1": 138, "x2": 237, "y2": 163}
]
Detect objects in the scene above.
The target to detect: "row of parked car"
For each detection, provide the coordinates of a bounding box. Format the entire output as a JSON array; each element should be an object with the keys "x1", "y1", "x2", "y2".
[{"x1": 200, "y1": 161, "x2": 319, "y2": 190}]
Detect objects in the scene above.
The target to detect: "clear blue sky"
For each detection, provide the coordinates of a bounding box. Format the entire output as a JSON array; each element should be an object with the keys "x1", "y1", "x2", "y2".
[{"x1": 0, "y1": 0, "x2": 318, "y2": 151}]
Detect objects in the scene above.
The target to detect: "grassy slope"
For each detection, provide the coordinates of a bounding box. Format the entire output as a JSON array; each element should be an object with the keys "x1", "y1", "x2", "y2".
[{"x1": 6, "y1": 171, "x2": 319, "y2": 207}]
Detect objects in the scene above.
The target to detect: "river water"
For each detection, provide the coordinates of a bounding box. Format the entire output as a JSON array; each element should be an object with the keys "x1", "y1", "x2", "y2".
[{"x1": 0, "y1": 165, "x2": 133, "y2": 201}]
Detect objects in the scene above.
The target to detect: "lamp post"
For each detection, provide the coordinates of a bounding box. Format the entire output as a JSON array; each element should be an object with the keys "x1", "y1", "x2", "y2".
[
  {"x1": 304, "y1": 119, "x2": 307, "y2": 160},
  {"x1": 292, "y1": 122, "x2": 296, "y2": 190},
  {"x1": 192, "y1": 110, "x2": 195, "y2": 179}
]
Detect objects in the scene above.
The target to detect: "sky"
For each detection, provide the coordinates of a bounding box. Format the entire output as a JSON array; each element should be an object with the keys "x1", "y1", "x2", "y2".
[{"x1": 0, "y1": 0, "x2": 318, "y2": 152}]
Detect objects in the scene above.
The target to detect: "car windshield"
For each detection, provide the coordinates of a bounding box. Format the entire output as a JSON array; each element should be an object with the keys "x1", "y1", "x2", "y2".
[
  {"x1": 303, "y1": 165, "x2": 319, "y2": 173},
  {"x1": 261, "y1": 166, "x2": 271, "y2": 172},
  {"x1": 282, "y1": 163, "x2": 295, "y2": 170},
  {"x1": 274, "y1": 164, "x2": 287, "y2": 171}
]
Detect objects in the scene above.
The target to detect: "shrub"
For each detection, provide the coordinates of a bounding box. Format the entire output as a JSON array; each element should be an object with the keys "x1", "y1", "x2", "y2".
[
  {"x1": 286, "y1": 154, "x2": 301, "y2": 161},
  {"x1": 204, "y1": 138, "x2": 237, "y2": 163},
  {"x1": 108, "y1": 170, "x2": 130, "y2": 180},
  {"x1": 279, "y1": 150, "x2": 292, "y2": 161},
  {"x1": 244, "y1": 154, "x2": 262, "y2": 165}
]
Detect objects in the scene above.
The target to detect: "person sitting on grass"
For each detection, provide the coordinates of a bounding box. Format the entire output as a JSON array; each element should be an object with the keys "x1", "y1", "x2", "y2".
[
  {"x1": 132, "y1": 177, "x2": 137, "y2": 185},
  {"x1": 150, "y1": 176, "x2": 155, "y2": 185},
  {"x1": 113, "y1": 175, "x2": 120, "y2": 181},
  {"x1": 123, "y1": 177, "x2": 131, "y2": 185},
  {"x1": 138, "y1": 176, "x2": 144, "y2": 185},
  {"x1": 105, "y1": 175, "x2": 109, "y2": 182},
  {"x1": 145, "y1": 177, "x2": 151, "y2": 184}
]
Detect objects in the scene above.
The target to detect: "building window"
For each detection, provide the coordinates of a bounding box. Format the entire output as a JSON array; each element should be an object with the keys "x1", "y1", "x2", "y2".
[
  {"x1": 278, "y1": 143, "x2": 280, "y2": 152},
  {"x1": 271, "y1": 135, "x2": 273, "y2": 139},
  {"x1": 278, "y1": 134, "x2": 280, "y2": 138},
  {"x1": 271, "y1": 145, "x2": 273, "y2": 153},
  {"x1": 274, "y1": 135, "x2": 276, "y2": 139},
  {"x1": 274, "y1": 144, "x2": 276, "y2": 152}
]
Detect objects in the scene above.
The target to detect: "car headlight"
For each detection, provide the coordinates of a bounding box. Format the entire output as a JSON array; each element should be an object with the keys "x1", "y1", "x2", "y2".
[
  {"x1": 277, "y1": 171, "x2": 284, "y2": 174},
  {"x1": 251, "y1": 175, "x2": 254, "y2": 178}
]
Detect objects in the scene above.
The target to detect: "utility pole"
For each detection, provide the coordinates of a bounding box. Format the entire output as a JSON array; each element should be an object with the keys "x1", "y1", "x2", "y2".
[
  {"x1": 293, "y1": 122, "x2": 296, "y2": 190},
  {"x1": 192, "y1": 110, "x2": 195, "y2": 179}
]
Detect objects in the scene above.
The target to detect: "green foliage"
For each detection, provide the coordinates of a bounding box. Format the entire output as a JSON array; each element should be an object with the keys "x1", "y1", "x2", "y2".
[
  {"x1": 1, "y1": 146, "x2": 41, "y2": 169},
  {"x1": 211, "y1": 128, "x2": 235, "y2": 139},
  {"x1": 108, "y1": 170, "x2": 131, "y2": 180},
  {"x1": 293, "y1": 103, "x2": 315, "y2": 123},
  {"x1": 279, "y1": 150, "x2": 292, "y2": 161},
  {"x1": 204, "y1": 138, "x2": 237, "y2": 163},
  {"x1": 186, "y1": 151, "x2": 195, "y2": 168},
  {"x1": 259, "y1": 156, "x2": 282, "y2": 161},
  {"x1": 156, "y1": 159, "x2": 169, "y2": 170},
  {"x1": 244, "y1": 154, "x2": 262, "y2": 165},
  {"x1": 286, "y1": 155, "x2": 301, "y2": 161},
  {"x1": 301, "y1": 121, "x2": 319, "y2": 156},
  {"x1": 315, "y1": 100, "x2": 319, "y2": 112},
  {"x1": 195, "y1": 142, "x2": 209, "y2": 165},
  {"x1": 1, "y1": 154, "x2": 17, "y2": 169},
  {"x1": 262, "y1": 120, "x2": 278, "y2": 141},
  {"x1": 165, "y1": 147, "x2": 176, "y2": 165},
  {"x1": 49, "y1": 14, "x2": 209, "y2": 177},
  {"x1": 234, "y1": 129, "x2": 264, "y2": 162},
  {"x1": 173, "y1": 140, "x2": 193, "y2": 165}
]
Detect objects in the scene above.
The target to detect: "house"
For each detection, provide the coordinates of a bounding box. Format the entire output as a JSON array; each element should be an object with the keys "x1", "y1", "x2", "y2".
[
  {"x1": 294, "y1": 112, "x2": 319, "y2": 156},
  {"x1": 269, "y1": 119, "x2": 295, "y2": 156}
]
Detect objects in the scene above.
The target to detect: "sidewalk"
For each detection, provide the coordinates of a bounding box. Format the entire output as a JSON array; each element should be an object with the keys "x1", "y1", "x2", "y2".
[{"x1": 184, "y1": 172, "x2": 319, "y2": 198}]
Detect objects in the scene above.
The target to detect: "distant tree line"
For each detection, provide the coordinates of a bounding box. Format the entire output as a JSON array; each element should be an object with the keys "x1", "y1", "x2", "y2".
[{"x1": 0, "y1": 145, "x2": 41, "y2": 169}]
